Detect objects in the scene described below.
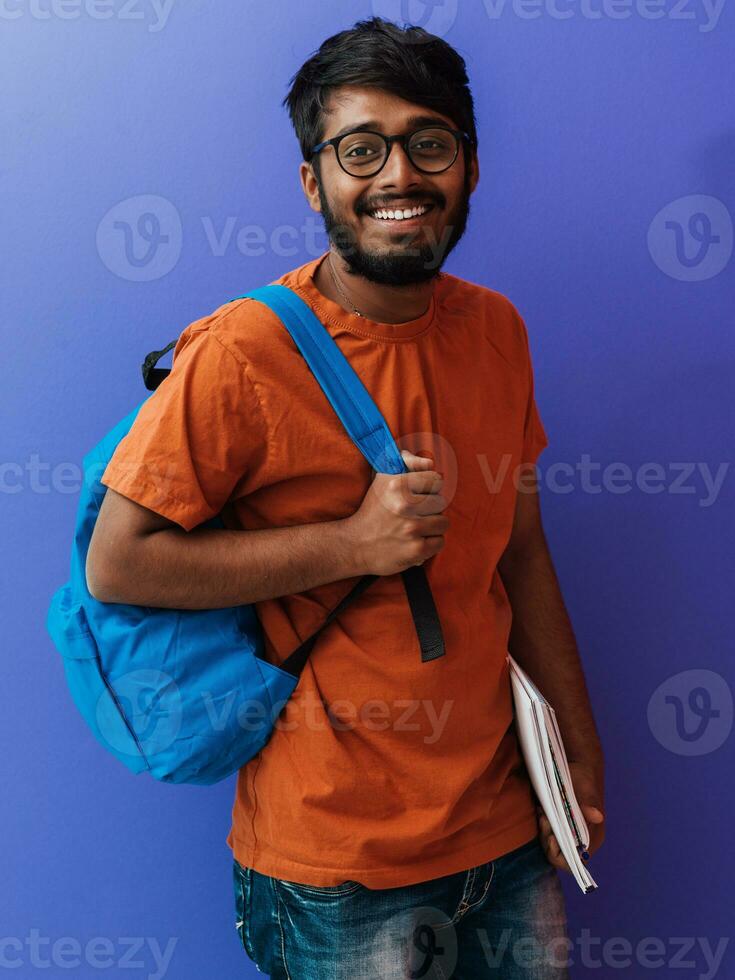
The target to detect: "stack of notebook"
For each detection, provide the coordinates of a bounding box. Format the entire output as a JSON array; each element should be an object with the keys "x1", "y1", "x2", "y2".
[{"x1": 507, "y1": 652, "x2": 599, "y2": 894}]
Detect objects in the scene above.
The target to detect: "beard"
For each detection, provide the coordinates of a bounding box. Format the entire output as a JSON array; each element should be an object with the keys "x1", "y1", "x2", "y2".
[{"x1": 314, "y1": 163, "x2": 472, "y2": 287}]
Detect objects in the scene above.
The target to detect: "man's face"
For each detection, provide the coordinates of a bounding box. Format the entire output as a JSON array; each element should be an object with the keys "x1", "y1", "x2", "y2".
[{"x1": 300, "y1": 86, "x2": 479, "y2": 286}]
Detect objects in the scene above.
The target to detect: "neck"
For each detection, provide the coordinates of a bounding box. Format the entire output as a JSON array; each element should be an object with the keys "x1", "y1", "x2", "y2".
[{"x1": 314, "y1": 249, "x2": 436, "y2": 324}]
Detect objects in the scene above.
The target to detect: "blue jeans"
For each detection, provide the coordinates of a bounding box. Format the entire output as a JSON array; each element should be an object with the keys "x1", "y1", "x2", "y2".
[{"x1": 232, "y1": 836, "x2": 571, "y2": 979}]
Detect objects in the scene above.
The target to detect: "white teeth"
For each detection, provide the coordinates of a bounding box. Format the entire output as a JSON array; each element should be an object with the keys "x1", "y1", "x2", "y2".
[{"x1": 370, "y1": 204, "x2": 430, "y2": 221}]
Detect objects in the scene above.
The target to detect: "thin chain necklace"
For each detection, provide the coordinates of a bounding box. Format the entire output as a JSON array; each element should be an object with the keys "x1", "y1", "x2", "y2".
[
  {"x1": 327, "y1": 252, "x2": 364, "y2": 317},
  {"x1": 327, "y1": 250, "x2": 440, "y2": 322}
]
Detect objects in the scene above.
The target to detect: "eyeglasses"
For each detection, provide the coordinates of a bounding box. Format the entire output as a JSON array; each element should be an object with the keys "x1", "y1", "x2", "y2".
[{"x1": 310, "y1": 126, "x2": 475, "y2": 178}]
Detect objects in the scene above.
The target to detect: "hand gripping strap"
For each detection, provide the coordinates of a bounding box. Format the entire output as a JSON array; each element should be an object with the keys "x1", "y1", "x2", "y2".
[{"x1": 241, "y1": 285, "x2": 445, "y2": 666}]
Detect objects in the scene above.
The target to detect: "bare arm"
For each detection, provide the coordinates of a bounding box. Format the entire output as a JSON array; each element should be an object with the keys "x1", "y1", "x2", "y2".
[
  {"x1": 86, "y1": 488, "x2": 364, "y2": 608},
  {"x1": 498, "y1": 469, "x2": 606, "y2": 867},
  {"x1": 86, "y1": 451, "x2": 447, "y2": 608},
  {"x1": 497, "y1": 472, "x2": 604, "y2": 771}
]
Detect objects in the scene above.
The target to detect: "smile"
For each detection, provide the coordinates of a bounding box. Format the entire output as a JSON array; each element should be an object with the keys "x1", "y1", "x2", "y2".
[{"x1": 366, "y1": 203, "x2": 434, "y2": 222}]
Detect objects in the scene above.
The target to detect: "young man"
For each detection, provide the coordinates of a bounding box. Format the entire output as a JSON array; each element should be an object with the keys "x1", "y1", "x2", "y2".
[{"x1": 87, "y1": 16, "x2": 605, "y2": 980}]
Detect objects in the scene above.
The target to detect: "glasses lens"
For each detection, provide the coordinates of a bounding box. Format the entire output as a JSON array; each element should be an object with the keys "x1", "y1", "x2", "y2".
[
  {"x1": 407, "y1": 128, "x2": 459, "y2": 172},
  {"x1": 336, "y1": 128, "x2": 461, "y2": 176},
  {"x1": 338, "y1": 132, "x2": 388, "y2": 175}
]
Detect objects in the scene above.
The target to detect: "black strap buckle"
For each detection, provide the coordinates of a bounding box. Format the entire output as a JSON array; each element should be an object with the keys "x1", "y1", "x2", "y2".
[{"x1": 141, "y1": 340, "x2": 177, "y2": 391}]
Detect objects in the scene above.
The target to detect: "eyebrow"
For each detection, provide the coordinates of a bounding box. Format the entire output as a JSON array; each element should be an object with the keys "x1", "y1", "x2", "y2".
[{"x1": 328, "y1": 115, "x2": 455, "y2": 141}]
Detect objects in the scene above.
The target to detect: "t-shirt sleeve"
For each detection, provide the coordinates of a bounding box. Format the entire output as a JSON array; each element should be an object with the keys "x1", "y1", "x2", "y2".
[
  {"x1": 100, "y1": 325, "x2": 269, "y2": 531},
  {"x1": 515, "y1": 310, "x2": 549, "y2": 466}
]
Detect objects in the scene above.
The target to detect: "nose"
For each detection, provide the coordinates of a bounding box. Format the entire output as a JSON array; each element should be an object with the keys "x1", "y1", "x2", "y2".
[{"x1": 376, "y1": 139, "x2": 422, "y2": 189}]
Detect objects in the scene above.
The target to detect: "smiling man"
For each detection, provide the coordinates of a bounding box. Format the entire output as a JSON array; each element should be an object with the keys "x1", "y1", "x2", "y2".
[{"x1": 88, "y1": 15, "x2": 605, "y2": 980}]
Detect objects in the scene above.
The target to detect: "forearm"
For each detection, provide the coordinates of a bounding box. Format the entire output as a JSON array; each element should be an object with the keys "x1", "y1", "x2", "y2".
[
  {"x1": 499, "y1": 540, "x2": 604, "y2": 774},
  {"x1": 88, "y1": 517, "x2": 364, "y2": 609}
]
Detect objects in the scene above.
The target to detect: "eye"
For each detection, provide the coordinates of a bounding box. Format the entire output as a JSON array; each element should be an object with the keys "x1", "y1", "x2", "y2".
[
  {"x1": 343, "y1": 143, "x2": 379, "y2": 158},
  {"x1": 339, "y1": 132, "x2": 385, "y2": 164}
]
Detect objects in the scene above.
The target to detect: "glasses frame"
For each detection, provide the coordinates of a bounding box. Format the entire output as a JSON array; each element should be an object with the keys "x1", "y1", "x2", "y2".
[{"x1": 310, "y1": 126, "x2": 476, "y2": 178}]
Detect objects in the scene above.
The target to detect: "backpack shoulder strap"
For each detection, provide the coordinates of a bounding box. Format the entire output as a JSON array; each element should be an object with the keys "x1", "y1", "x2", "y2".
[
  {"x1": 245, "y1": 284, "x2": 407, "y2": 475},
  {"x1": 244, "y1": 284, "x2": 444, "y2": 667}
]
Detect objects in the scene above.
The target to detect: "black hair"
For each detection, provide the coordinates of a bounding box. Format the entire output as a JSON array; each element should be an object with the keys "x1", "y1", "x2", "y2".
[{"x1": 282, "y1": 16, "x2": 478, "y2": 176}]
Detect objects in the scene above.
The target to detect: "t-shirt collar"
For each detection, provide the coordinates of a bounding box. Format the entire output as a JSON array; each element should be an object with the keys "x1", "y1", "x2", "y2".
[{"x1": 293, "y1": 251, "x2": 439, "y2": 343}]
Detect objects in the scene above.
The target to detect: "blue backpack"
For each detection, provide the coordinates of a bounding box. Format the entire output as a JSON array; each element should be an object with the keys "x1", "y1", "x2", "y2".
[{"x1": 46, "y1": 284, "x2": 445, "y2": 785}]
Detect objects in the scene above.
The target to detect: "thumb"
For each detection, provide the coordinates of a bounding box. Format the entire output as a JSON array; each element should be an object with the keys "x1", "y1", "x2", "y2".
[{"x1": 581, "y1": 805, "x2": 605, "y2": 823}]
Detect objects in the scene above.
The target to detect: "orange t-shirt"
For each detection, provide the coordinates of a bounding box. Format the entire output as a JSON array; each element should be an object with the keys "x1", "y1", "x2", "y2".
[{"x1": 101, "y1": 250, "x2": 549, "y2": 889}]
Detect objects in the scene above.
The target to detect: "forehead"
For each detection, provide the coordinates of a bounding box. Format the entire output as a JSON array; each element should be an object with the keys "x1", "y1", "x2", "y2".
[{"x1": 321, "y1": 85, "x2": 459, "y2": 137}]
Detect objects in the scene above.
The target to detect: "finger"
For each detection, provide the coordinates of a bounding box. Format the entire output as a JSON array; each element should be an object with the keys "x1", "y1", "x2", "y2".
[
  {"x1": 411, "y1": 492, "x2": 447, "y2": 517},
  {"x1": 546, "y1": 835, "x2": 571, "y2": 872},
  {"x1": 400, "y1": 450, "x2": 434, "y2": 470},
  {"x1": 540, "y1": 833, "x2": 560, "y2": 868},
  {"x1": 549, "y1": 851, "x2": 571, "y2": 872},
  {"x1": 403, "y1": 470, "x2": 444, "y2": 496},
  {"x1": 403, "y1": 458, "x2": 443, "y2": 485}
]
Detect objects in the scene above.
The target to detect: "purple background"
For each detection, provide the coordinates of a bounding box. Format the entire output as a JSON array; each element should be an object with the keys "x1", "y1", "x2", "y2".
[{"x1": 3, "y1": 1, "x2": 733, "y2": 978}]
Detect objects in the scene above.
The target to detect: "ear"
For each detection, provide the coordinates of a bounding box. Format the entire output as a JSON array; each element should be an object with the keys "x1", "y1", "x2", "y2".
[
  {"x1": 468, "y1": 147, "x2": 480, "y2": 194},
  {"x1": 299, "y1": 160, "x2": 322, "y2": 213}
]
